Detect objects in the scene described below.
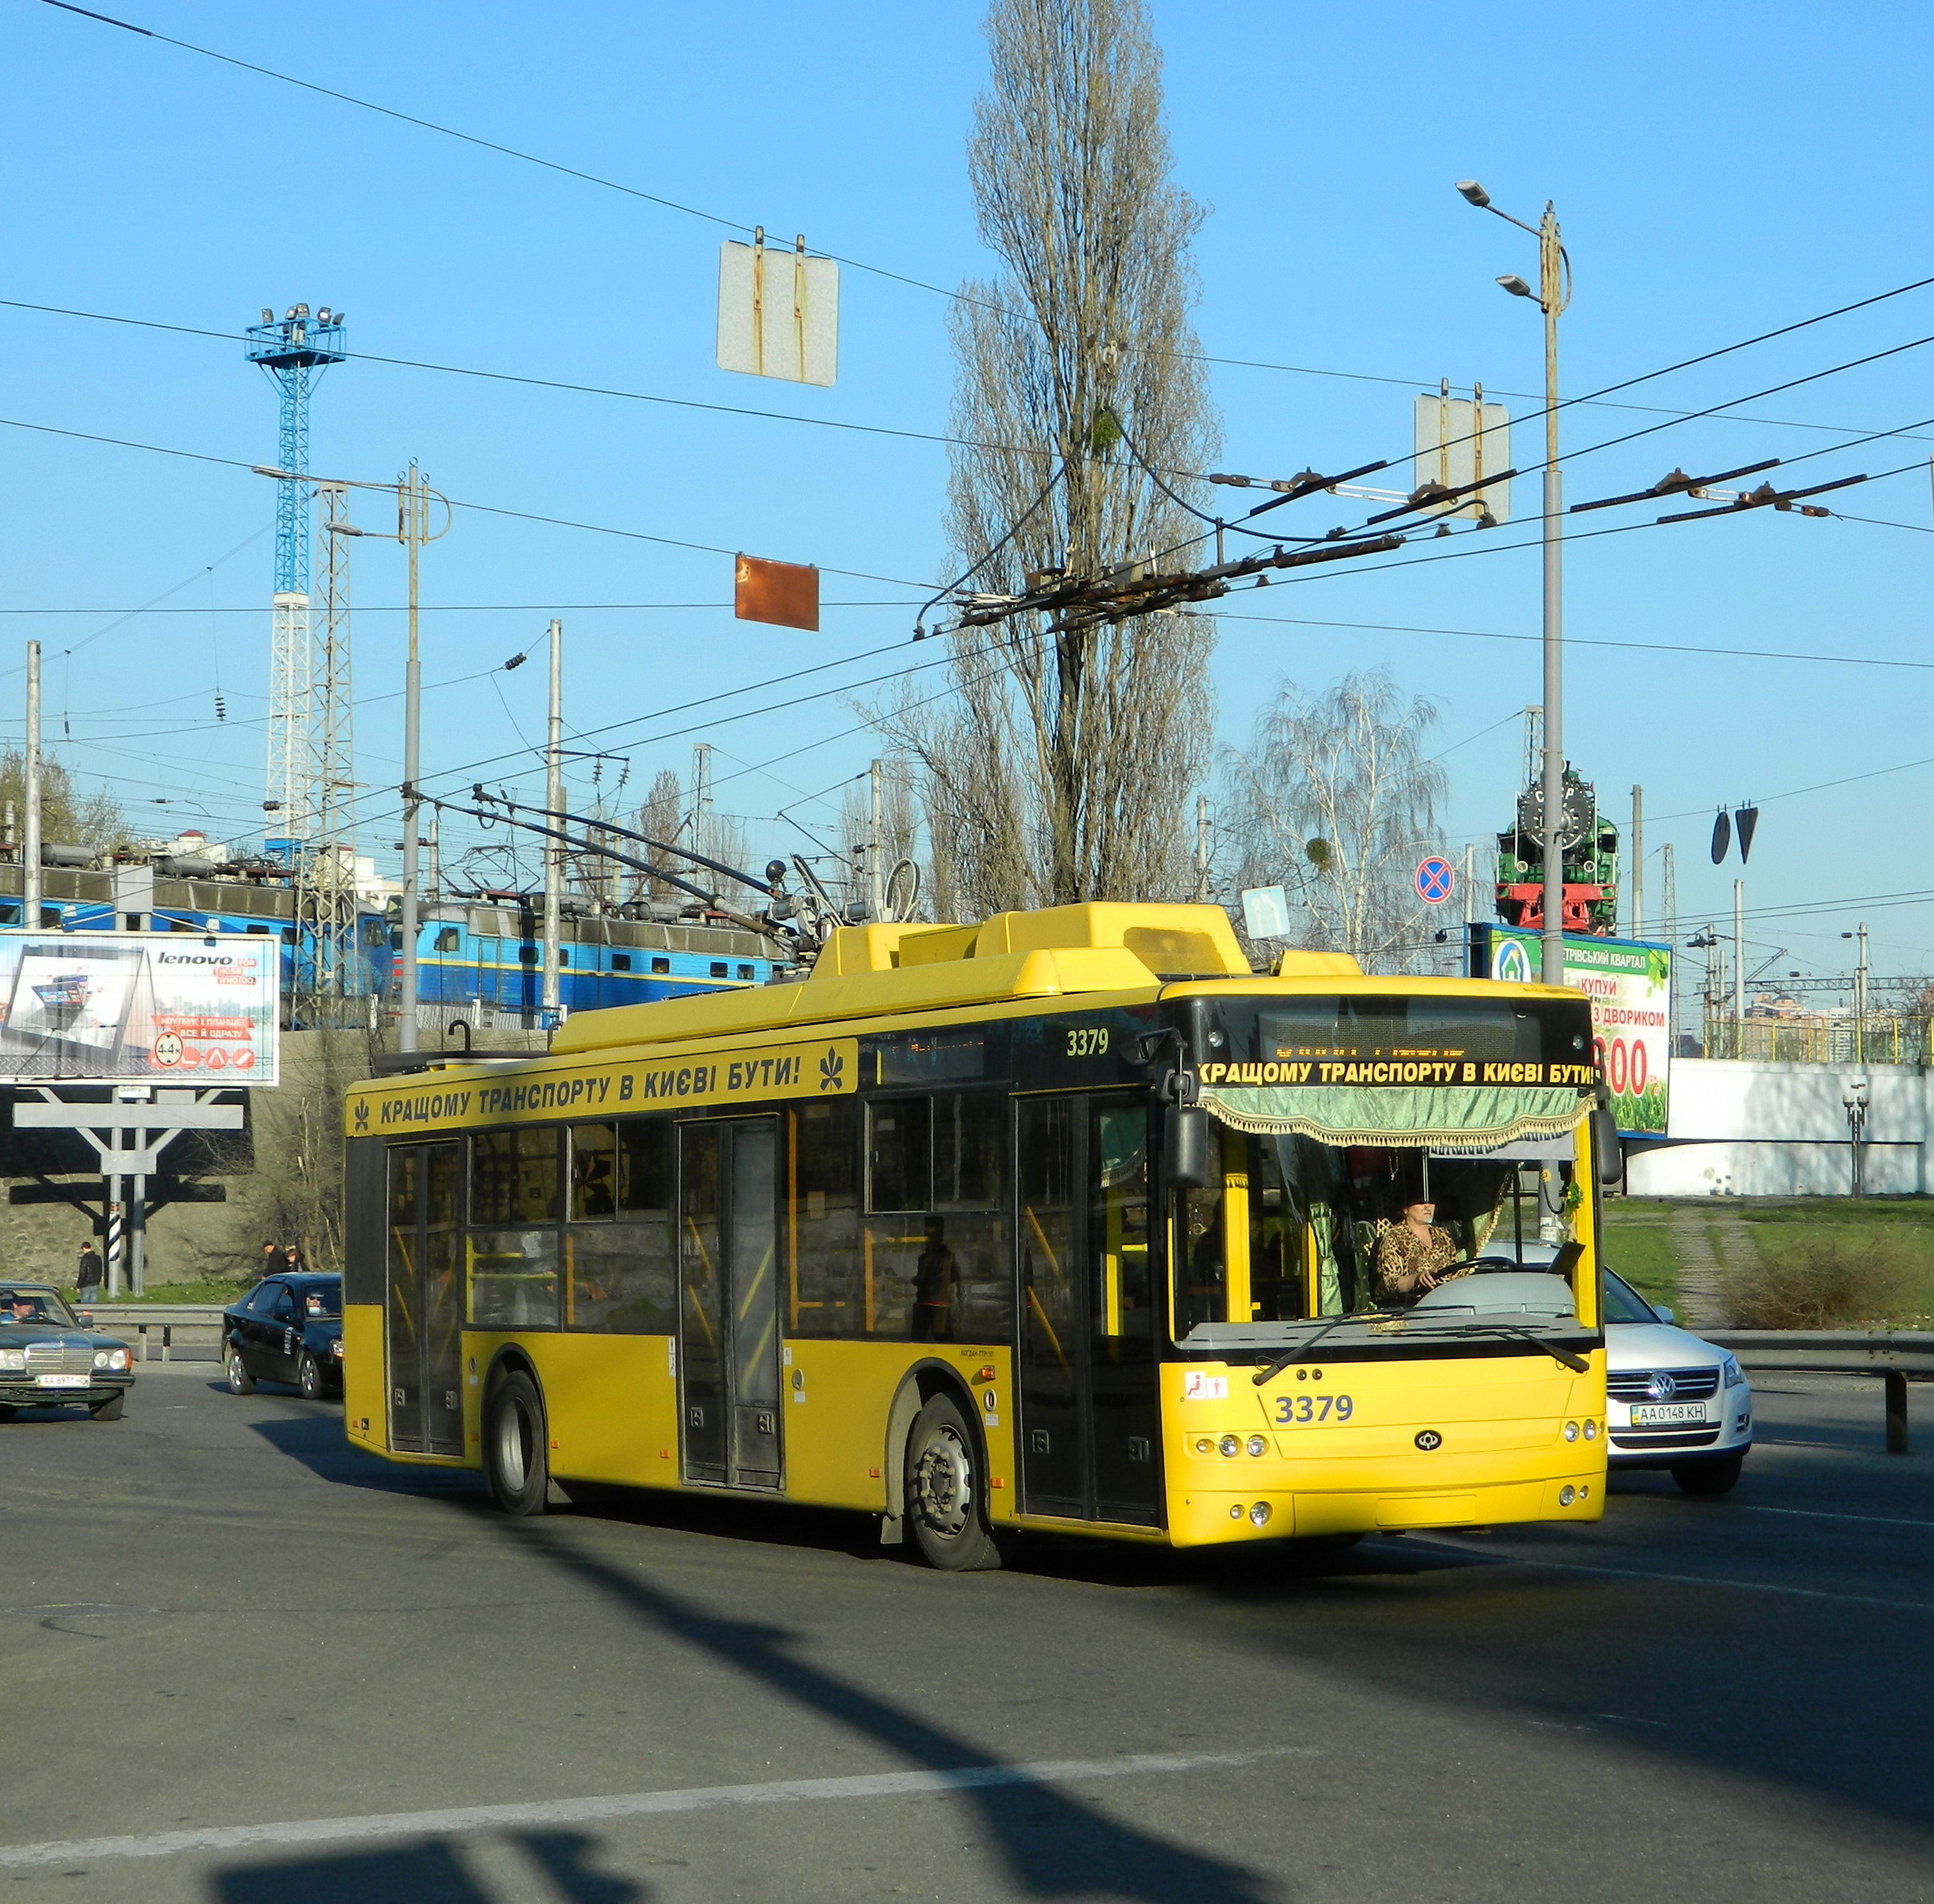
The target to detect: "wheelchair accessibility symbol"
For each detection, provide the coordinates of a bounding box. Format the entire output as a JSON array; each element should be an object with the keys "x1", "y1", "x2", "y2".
[{"x1": 1415, "y1": 856, "x2": 1455, "y2": 905}]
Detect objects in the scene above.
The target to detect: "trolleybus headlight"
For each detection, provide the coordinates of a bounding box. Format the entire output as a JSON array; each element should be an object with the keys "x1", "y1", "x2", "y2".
[
  {"x1": 1583, "y1": 1419, "x2": 1598, "y2": 1440},
  {"x1": 1247, "y1": 1435, "x2": 1267, "y2": 1457},
  {"x1": 1218, "y1": 1434, "x2": 1241, "y2": 1457},
  {"x1": 1194, "y1": 1437, "x2": 1213, "y2": 1454},
  {"x1": 1563, "y1": 1420, "x2": 1579, "y2": 1442},
  {"x1": 1248, "y1": 1501, "x2": 1272, "y2": 1526},
  {"x1": 1560, "y1": 1485, "x2": 1577, "y2": 1506},
  {"x1": 1229, "y1": 1503, "x2": 1244, "y2": 1519}
]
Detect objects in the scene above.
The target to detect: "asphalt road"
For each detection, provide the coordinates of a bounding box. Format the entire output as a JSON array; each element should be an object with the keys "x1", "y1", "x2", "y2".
[{"x1": 2, "y1": 1365, "x2": 1931, "y2": 1903}]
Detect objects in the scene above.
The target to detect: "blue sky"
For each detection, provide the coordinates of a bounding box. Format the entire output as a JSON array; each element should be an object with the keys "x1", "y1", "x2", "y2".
[{"x1": 2, "y1": 0, "x2": 1931, "y2": 988}]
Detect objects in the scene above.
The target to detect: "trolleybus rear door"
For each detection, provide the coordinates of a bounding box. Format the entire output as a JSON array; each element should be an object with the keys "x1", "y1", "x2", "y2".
[
  {"x1": 1016, "y1": 1095, "x2": 1162, "y2": 1525},
  {"x1": 677, "y1": 1118, "x2": 783, "y2": 1489},
  {"x1": 383, "y1": 1140, "x2": 462, "y2": 1457}
]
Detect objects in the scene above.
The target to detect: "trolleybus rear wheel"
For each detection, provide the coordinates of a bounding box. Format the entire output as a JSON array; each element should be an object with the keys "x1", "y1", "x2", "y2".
[
  {"x1": 905, "y1": 1392, "x2": 1002, "y2": 1571},
  {"x1": 485, "y1": 1369, "x2": 550, "y2": 1517}
]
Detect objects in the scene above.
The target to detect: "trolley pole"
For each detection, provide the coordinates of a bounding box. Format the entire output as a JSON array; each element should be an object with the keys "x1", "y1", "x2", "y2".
[
  {"x1": 1733, "y1": 880, "x2": 1746, "y2": 1052},
  {"x1": 397, "y1": 464, "x2": 432, "y2": 1052},
  {"x1": 542, "y1": 619, "x2": 564, "y2": 1024},
  {"x1": 867, "y1": 758, "x2": 886, "y2": 924},
  {"x1": 1630, "y1": 784, "x2": 1644, "y2": 939}
]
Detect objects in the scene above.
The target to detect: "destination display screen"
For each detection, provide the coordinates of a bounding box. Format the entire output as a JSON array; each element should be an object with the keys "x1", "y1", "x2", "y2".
[{"x1": 1199, "y1": 997, "x2": 1596, "y2": 1089}]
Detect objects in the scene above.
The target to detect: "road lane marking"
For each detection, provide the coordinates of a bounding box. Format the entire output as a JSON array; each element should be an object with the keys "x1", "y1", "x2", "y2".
[
  {"x1": 1423, "y1": 1539, "x2": 1934, "y2": 1613},
  {"x1": 1736, "y1": 1503, "x2": 1934, "y2": 1532},
  {"x1": 0, "y1": 1747, "x2": 1314, "y2": 1870}
]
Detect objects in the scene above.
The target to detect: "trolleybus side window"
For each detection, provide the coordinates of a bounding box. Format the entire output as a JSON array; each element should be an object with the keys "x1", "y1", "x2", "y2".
[
  {"x1": 563, "y1": 1118, "x2": 675, "y2": 1333},
  {"x1": 787, "y1": 1099, "x2": 862, "y2": 1337},
  {"x1": 468, "y1": 1127, "x2": 561, "y2": 1329}
]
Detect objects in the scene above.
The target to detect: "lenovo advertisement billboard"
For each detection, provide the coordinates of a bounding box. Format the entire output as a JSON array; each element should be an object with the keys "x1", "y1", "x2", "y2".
[{"x1": 0, "y1": 932, "x2": 278, "y2": 1085}]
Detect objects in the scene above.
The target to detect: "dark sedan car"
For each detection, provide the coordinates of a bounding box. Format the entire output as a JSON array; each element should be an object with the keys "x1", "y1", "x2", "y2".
[
  {"x1": 0, "y1": 1284, "x2": 136, "y2": 1421},
  {"x1": 223, "y1": 1273, "x2": 343, "y2": 1401}
]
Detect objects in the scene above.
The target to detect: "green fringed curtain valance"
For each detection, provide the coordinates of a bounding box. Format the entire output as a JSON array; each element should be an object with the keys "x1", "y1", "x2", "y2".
[{"x1": 1201, "y1": 1084, "x2": 1587, "y2": 1152}]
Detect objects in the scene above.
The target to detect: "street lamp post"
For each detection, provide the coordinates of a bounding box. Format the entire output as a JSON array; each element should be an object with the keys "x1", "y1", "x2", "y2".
[
  {"x1": 1457, "y1": 181, "x2": 1572, "y2": 988},
  {"x1": 1843, "y1": 1077, "x2": 1870, "y2": 1199}
]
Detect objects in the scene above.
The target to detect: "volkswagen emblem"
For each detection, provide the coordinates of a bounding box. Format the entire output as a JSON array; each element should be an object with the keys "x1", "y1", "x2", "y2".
[
  {"x1": 1414, "y1": 1429, "x2": 1443, "y2": 1452},
  {"x1": 1647, "y1": 1373, "x2": 1677, "y2": 1401}
]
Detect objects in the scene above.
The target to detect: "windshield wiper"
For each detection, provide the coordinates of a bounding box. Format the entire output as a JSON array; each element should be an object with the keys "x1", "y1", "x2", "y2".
[
  {"x1": 1251, "y1": 1311, "x2": 1401, "y2": 1386},
  {"x1": 1416, "y1": 1321, "x2": 1590, "y2": 1372}
]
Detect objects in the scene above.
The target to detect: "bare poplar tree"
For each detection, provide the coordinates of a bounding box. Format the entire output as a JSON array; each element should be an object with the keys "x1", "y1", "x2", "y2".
[
  {"x1": 889, "y1": 0, "x2": 1219, "y2": 916},
  {"x1": 1223, "y1": 669, "x2": 1446, "y2": 973},
  {"x1": 632, "y1": 768, "x2": 686, "y2": 904}
]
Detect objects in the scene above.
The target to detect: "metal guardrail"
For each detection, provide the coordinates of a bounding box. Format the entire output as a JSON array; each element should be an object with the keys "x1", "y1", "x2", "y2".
[
  {"x1": 78, "y1": 1302, "x2": 226, "y2": 1364},
  {"x1": 1704, "y1": 1329, "x2": 1934, "y2": 1455}
]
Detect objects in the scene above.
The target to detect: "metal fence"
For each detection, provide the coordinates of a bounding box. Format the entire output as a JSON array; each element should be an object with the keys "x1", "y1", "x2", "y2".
[{"x1": 1698, "y1": 1015, "x2": 1934, "y2": 1065}]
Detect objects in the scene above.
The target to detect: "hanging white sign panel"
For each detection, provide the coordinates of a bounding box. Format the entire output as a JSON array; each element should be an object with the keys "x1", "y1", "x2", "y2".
[{"x1": 717, "y1": 238, "x2": 839, "y2": 387}]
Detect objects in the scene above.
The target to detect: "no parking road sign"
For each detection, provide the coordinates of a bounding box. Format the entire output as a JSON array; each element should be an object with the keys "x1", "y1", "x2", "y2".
[{"x1": 1415, "y1": 856, "x2": 1455, "y2": 905}]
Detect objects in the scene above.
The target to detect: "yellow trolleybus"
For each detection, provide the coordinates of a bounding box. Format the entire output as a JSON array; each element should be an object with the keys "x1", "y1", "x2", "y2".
[{"x1": 338, "y1": 903, "x2": 1612, "y2": 1568}]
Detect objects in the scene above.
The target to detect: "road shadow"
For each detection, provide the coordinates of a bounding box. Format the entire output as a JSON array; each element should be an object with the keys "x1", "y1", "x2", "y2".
[
  {"x1": 492, "y1": 1517, "x2": 1286, "y2": 1904},
  {"x1": 245, "y1": 1413, "x2": 485, "y2": 1500},
  {"x1": 213, "y1": 1830, "x2": 643, "y2": 1904}
]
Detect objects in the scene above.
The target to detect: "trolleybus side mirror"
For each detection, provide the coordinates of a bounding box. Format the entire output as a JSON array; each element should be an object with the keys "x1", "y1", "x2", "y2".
[
  {"x1": 1591, "y1": 1106, "x2": 1624, "y2": 1187},
  {"x1": 1165, "y1": 1104, "x2": 1212, "y2": 1190}
]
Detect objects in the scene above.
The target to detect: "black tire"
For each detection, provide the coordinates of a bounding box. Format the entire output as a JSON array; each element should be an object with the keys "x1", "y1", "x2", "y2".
[
  {"x1": 904, "y1": 1391, "x2": 1002, "y2": 1571},
  {"x1": 485, "y1": 1369, "x2": 549, "y2": 1517},
  {"x1": 297, "y1": 1353, "x2": 326, "y2": 1401},
  {"x1": 90, "y1": 1390, "x2": 125, "y2": 1421},
  {"x1": 0, "y1": 1405, "x2": 18, "y2": 1422},
  {"x1": 225, "y1": 1347, "x2": 255, "y2": 1396},
  {"x1": 1673, "y1": 1452, "x2": 1744, "y2": 1497}
]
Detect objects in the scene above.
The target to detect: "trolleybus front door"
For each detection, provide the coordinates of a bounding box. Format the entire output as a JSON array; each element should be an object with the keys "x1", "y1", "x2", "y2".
[
  {"x1": 1016, "y1": 1094, "x2": 1162, "y2": 1525},
  {"x1": 677, "y1": 1118, "x2": 783, "y2": 1489},
  {"x1": 384, "y1": 1140, "x2": 462, "y2": 1457}
]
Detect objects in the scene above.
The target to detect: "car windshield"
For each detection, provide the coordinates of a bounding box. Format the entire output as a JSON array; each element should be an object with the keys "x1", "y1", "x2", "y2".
[
  {"x1": 302, "y1": 1284, "x2": 342, "y2": 1318},
  {"x1": 0, "y1": 1287, "x2": 76, "y2": 1328},
  {"x1": 1601, "y1": 1269, "x2": 1662, "y2": 1325}
]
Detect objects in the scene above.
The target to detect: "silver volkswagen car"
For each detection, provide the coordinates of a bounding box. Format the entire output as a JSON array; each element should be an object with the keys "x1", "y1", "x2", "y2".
[{"x1": 1601, "y1": 1268, "x2": 1752, "y2": 1494}]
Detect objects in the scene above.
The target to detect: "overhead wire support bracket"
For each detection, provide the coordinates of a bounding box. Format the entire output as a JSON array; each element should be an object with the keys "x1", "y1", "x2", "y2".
[
  {"x1": 1362, "y1": 467, "x2": 1521, "y2": 527},
  {"x1": 1570, "y1": 457, "x2": 1782, "y2": 515},
  {"x1": 1217, "y1": 459, "x2": 1393, "y2": 515},
  {"x1": 1655, "y1": 471, "x2": 1868, "y2": 524}
]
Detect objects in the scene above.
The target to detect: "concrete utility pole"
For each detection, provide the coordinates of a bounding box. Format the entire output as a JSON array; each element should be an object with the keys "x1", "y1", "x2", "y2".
[
  {"x1": 1630, "y1": 785, "x2": 1644, "y2": 939},
  {"x1": 1733, "y1": 880, "x2": 1746, "y2": 1052},
  {"x1": 22, "y1": 642, "x2": 41, "y2": 928},
  {"x1": 1194, "y1": 794, "x2": 1211, "y2": 904},
  {"x1": 542, "y1": 619, "x2": 564, "y2": 1024},
  {"x1": 1855, "y1": 920, "x2": 1870, "y2": 1064},
  {"x1": 868, "y1": 759, "x2": 887, "y2": 924},
  {"x1": 1457, "y1": 182, "x2": 1571, "y2": 986}
]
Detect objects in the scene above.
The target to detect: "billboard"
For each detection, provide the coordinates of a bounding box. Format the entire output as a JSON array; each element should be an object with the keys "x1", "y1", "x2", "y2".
[
  {"x1": 0, "y1": 932, "x2": 278, "y2": 1085},
  {"x1": 1470, "y1": 925, "x2": 1672, "y2": 1136}
]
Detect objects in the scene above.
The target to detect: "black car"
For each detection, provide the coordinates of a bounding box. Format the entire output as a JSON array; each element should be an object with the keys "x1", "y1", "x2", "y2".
[
  {"x1": 0, "y1": 1283, "x2": 136, "y2": 1420},
  {"x1": 223, "y1": 1273, "x2": 343, "y2": 1401}
]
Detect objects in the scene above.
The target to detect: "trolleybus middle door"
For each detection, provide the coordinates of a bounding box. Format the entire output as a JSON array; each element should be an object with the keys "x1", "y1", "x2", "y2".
[
  {"x1": 677, "y1": 1118, "x2": 783, "y2": 1490},
  {"x1": 383, "y1": 1139, "x2": 462, "y2": 1458}
]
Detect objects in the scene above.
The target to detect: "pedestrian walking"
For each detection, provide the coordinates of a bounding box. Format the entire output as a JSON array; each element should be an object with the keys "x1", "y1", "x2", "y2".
[
  {"x1": 254, "y1": 1240, "x2": 279, "y2": 1282},
  {"x1": 76, "y1": 1239, "x2": 104, "y2": 1301},
  {"x1": 282, "y1": 1243, "x2": 304, "y2": 1273}
]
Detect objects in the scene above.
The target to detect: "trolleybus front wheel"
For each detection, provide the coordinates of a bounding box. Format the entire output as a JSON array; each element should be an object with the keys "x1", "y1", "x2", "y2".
[
  {"x1": 485, "y1": 1369, "x2": 550, "y2": 1517},
  {"x1": 905, "y1": 1392, "x2": 1002, "y2": 1571}
]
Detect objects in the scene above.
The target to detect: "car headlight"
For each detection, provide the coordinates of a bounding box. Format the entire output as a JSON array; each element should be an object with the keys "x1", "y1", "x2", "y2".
[
  {"x1": 0, "y1": 1348, "x2": 24, "y2": 1372},
  {"x1": 94, "y1": 1349, "x2": 110, "y2": 1369},
  {"x1": 1722, "y1": 1354, "x2": 1746, "y2": 1389},
  {"x1": 109, "y1": 1348, "x2": 130, "y2": 1371},
  {"x1": 329, "y1": 1338, "x2": 344, "y2": 1358}
]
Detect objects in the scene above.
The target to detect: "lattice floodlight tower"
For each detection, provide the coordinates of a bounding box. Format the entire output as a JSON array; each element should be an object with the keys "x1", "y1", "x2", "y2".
[
  {"x1": 246, "y1": 303, "x2": 350, "y2": 1024},
  {"x1": 246, "y1": 303, "x2": 346, "y2": 863}
]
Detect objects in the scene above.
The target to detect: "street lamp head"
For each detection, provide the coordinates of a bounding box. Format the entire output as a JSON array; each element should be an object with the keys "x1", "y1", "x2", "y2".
[
  {"x1": 1496, "y1": 274, "x2": 1536, "y2": 300},
  {"x1": 1455, "y1": 180, "x2": 1492, "y2": 208}
]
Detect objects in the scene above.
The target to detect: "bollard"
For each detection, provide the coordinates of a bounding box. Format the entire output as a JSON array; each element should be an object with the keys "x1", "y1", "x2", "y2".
[{"x1": 1884, "y1": 1369, "x2": 1909, "y2": 1454}]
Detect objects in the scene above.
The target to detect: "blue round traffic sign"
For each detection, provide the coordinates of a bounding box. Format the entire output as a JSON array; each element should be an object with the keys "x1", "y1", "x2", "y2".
[{"x1": 1415, "y1": 856, "x2": 1455, "y2": 904}]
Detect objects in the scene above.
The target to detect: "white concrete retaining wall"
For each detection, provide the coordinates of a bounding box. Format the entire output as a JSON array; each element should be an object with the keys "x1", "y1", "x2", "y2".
[{"x1": 1625, "y1": 1058, "x2": 1930, "y2": 1198}]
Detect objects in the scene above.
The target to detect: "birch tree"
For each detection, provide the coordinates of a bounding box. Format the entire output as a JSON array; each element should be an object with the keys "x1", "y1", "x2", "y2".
[
  {"x1": 1223, "y1": 669, "x2": 1445, "y2": 973},
  {"x1": 890, "y1": 0, "x2": 1219, "y2": 917}
]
